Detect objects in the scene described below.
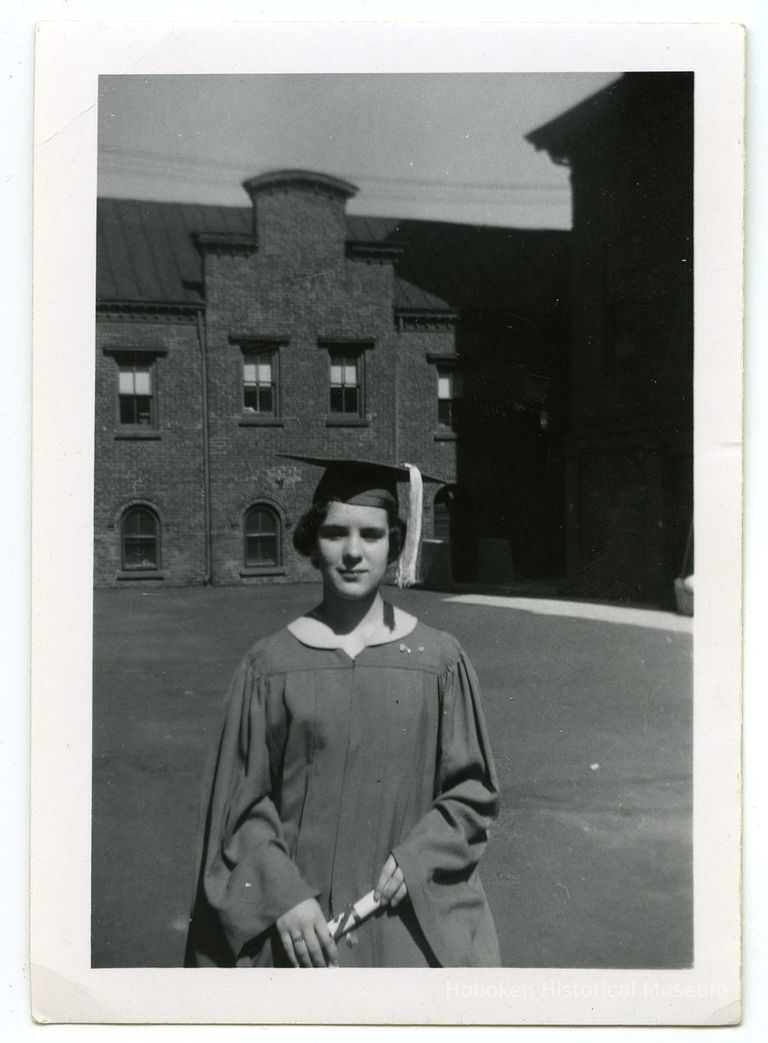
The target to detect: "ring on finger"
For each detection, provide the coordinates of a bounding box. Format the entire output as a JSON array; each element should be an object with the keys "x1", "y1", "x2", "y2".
[{"x1": 291, "y1": 933, "x2": 305, "y2": 944}]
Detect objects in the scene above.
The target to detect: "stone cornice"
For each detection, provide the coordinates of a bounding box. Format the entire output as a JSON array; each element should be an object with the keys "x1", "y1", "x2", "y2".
[
  {"x1": 102, "y1": 345, "x2": 169, "y2": 357},
  {"x1": 395, "y1": 310, "x2": 458, "y2": 331},
  {"x1": 228, "y1": 332, "x2": 291, "y2": 345},
  {"x1": 346, "y1": 241, "x2": 405, "y2": 263},
  {"x1": 316, "y1": 336, "x2": 375, "y2": 348},
  {"x1": 243, "y1": 170, "x2": 358, "y2": 202},
  {"x1": 96, "y1": 301, "x2": 202, "y2": 324},
  {"x1": 194, "y1": 232, "x2": 259, "y2": 255}
]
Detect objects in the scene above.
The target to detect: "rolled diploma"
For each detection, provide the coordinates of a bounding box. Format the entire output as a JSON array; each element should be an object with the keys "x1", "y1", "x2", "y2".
[{"x1": 326, "y1": 889, "x2": 381, "y2": 939}]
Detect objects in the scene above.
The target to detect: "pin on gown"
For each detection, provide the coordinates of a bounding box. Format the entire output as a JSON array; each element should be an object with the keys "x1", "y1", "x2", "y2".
[{"x1": 184, "y1": 619, "x2": 501, "y2": 967}]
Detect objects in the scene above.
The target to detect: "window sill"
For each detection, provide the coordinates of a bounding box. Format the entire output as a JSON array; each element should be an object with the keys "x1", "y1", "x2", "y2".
[
  {"x1": 325, "y1": 416, "x2": 369, "y2": 428},
  {"x1": 433, "y1": 429, "x2": 458, "y2": 441},
  {"x1": 239, "y1": 415, "x2": 285, "y2": 427},
  {"x1": 114, "y1": 430, "x2": 161, "y2": 440},
  {"x1": 240, "y1": 567, "x2": 286, "y2": 578},
  {"x1": 117, "y1": 570, "x2": 165, "y2": 581}
]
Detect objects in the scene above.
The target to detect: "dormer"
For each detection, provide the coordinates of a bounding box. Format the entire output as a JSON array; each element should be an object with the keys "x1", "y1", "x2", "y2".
[{"x1": 242, "y1": 170, "x2": 358, "y2": 276}]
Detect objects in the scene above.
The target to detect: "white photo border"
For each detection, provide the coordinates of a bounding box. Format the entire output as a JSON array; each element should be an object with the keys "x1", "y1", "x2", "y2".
[{"x1": 31, "y1": 20, "x2": 743, "y2": 1025}]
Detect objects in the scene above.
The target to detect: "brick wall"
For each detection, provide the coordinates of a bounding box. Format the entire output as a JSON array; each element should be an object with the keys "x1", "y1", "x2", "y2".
[
  {"x1": 94, "y1": 315, "x2": 206, "y2": 586},
  {"x1": 200, "y1": 176, "x2": 452, "y2": 584},
  {"x1": 93, "y1": 173, "x2": 521, "y2": 588},
  {"x1": 250, "y1": 182, "x2": 349, "y2": 278},
  {"x1": 396, "y1": 325, "x2": 458, "y2": 537},
  {"x1": 533, "y1": 74, "x2": 694, "y2": 604}
]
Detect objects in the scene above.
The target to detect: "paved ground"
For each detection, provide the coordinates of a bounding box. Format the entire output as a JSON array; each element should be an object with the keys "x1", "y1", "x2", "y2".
[{"x1": 92, "y1": 584, "x2": 692, "y2": 969}]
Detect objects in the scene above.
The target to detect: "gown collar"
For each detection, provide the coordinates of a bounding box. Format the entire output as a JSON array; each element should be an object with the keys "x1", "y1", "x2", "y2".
[{"x1": 287, "y1": 603, "x2": 419, "y2": 652}]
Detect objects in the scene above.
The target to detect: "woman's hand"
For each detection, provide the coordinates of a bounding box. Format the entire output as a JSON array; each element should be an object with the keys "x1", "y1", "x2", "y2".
[
  {"x1": 277, "y1": 898, "x2": 339, "y2": 968},
  {"x1": 374, "y1": 853, "x2": 408, "y2": 908}
]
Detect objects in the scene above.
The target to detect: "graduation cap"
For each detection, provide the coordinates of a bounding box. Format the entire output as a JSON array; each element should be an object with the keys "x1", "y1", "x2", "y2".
[{"x1": 277, "y1": 454, "x2": 445, "y2": 588}]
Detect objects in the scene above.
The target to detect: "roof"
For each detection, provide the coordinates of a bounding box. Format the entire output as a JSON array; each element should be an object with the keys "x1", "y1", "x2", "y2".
[
  {"x1": 346, "y1": 216, "x2": 570, "y2": 320},
  {"x1": 97, "y1": 198, "x2": 249, "y2": 306},
  {"x1": 526, "y1": 72, "x2": 694, "y2": 163},
  {"x1": 97, "y1": 199, "x2": 570, "y2": 318}
]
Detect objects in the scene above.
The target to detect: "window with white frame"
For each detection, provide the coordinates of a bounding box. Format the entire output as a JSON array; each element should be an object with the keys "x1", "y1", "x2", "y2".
[
  {"x1": 121, "y1": 505, "x2": 160, "y2": 570},
  {"x1": 242, "y1": 349, "x2": 277, "y2": 415},
  {"x1": 244, "y1": 504, "x2": 281, "y2": 567},
  {"x1": 329, "y1": 351, "x2": 362, "y2": 416},
  {"x1": 437, "y1": 367, "x2": 463, "y2": 429},
  {"x1": 118, "y1": 362, "x2": 154, "y2": 426}
]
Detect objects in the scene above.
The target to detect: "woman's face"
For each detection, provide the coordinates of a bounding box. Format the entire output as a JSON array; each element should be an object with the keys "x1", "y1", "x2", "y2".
[{"x1": 315, "y1": 501, "x2": 391, "y2": 600}]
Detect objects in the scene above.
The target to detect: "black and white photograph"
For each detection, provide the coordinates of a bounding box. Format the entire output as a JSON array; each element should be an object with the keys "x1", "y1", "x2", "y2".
[
  {"x1": 92, "y1": 70, "x2": 695, "y2": 974},
  {"x1": 29, "y1": 19, "x2": 744, "y2": 1026}
]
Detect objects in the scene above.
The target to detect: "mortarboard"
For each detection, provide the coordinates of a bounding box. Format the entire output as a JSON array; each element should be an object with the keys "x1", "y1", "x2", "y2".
[{"x1": 277, "y1": 454, "x2": 445, "y2": 587}]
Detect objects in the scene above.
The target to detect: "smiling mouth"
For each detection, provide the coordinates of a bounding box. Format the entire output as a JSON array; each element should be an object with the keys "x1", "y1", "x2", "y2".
[{"x1": 338, "y1": 570, "x2": 366, "y2": 576}]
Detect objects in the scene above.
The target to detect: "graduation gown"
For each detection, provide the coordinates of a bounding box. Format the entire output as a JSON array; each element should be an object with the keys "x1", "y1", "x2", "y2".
[{"x1": 184, "y1": 620, "x2": 501, "y2": 967}]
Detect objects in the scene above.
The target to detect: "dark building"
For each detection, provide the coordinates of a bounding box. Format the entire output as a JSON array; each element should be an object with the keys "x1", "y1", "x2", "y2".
[
  {"x1": 527, "y1": 73, "x2": 694, "y2": 606},
  {"x1": 95, "y1": 169, "x2": 570, "y2": 587}
]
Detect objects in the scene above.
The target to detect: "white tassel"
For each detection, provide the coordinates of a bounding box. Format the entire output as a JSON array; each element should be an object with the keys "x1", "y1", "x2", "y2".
[{"x1": 396, "y1": 463, "x2": 423, "y2": 588}]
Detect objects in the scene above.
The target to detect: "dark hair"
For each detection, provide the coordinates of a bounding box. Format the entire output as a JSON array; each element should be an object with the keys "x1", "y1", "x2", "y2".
[{"x1": 293, "y1": 500, "x2": 406, "y2": 565}]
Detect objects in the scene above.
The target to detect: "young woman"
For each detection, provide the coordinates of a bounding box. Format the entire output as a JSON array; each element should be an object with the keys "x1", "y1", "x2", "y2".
[{"x1": 184, "y1": 457, "x2": 500, "y2": 968}]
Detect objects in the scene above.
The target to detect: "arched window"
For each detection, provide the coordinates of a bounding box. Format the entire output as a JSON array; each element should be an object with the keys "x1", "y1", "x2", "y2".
[
  {"x1": 121, "y1": 506, "x2": 160, "y2": 570},
  {"x1": 244, "y1": 504, "x2": 281, "y2": 567},
  {"x1": 433, "y1": 487, "x2": 453, "y2": 541}
]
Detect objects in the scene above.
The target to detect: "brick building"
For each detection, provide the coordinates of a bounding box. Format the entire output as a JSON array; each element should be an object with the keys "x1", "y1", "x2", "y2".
[
  {"x1": 95, "y1": 169, "x2": 570, "y2": 587},
  {"x1": 527, "y1": 73, "x2": 694, "y2": 606}
]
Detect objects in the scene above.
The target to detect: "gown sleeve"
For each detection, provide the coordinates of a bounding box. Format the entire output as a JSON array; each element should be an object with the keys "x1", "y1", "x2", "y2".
[
  {"x1": 184, "y1": 650, "x2": 320, "y2": 966},
  {"x1": 390, "y1": 641, "x2": 501, "y2": 967}
]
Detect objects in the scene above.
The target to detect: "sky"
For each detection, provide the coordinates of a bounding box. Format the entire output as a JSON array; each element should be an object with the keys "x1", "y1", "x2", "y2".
[{"x1": 97, "y1": 73, "x2": 620, "y2": 229}]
